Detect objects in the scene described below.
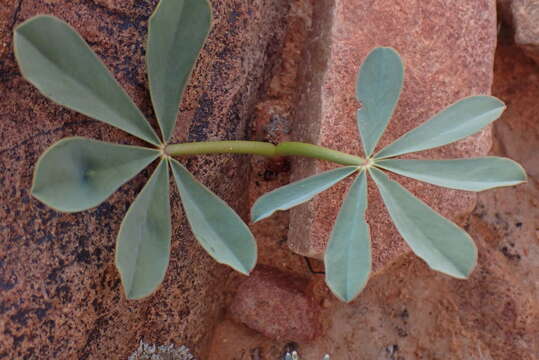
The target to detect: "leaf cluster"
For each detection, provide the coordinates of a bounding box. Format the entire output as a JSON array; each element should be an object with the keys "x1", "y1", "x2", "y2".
[
  {"x1": 14, "y1": 0, "x2": 526, "y2": 302},
  {"x1": 15, "y1": 0, "x2": 256, "y2": 299},
  {"x1": 252, "y1": 47, "x2": 526, "y2": 302}
]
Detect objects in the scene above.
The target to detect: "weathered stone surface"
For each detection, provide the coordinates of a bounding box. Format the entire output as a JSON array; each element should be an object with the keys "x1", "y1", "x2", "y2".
[
  {"x1": 229, "y1": 265, "x2": 321, "y2": 342},
  {"x1": 512, "y1": 0, "x2": 539, "y2": 64},
  {"x1": 494, "y1": 40, "x2": 539, "y2": 182},
  {"x1": 0, "y1": 0, "x2": 288, "y2": 358},
  {"x1": 128, "y1": 341, "x2": 195, "y2": 360},
  {"x1": 206, "y1": 22, "x2": 539, "y2": 359},
  {"x1": 498, "y1": 0, "x2": 515, "y2": 26},
  {"x1": 288, "y1": 0, "x2": 497, "y2": 273}
]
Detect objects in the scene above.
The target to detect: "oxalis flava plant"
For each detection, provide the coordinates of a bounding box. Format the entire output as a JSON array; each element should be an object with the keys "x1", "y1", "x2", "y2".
[{"x1": 14, "y1": 0, "x2": 526, "y2": 302}]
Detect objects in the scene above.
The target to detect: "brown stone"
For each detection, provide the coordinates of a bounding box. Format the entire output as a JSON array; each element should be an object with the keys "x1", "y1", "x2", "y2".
[
  {"x1": 498, "y1": 0, "x2": 515, "y2": 26},
  {"x1": 0, "y1": 0, "x2": 288, "y2": 358},
  {"x1": 288, "y1": 0, "x2": 497, "y2": 273},
  {"x1": 512, "y1": 0, "x2": 539, "y2": 64},
  {"x1": 229, "y1": 265, "x2": 321, "y2": 342}
]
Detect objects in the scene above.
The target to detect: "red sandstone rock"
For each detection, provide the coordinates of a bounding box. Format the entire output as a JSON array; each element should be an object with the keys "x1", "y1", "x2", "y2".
[
  {"x1": 230, "y1": 265, "x2": 321, "y2": 342},
  {"x1": 512, "y1": 0, "x2": 539, "y2": 64},
  {"x1": 288, "y1": 0, "x2": 498, "y2": 273}
]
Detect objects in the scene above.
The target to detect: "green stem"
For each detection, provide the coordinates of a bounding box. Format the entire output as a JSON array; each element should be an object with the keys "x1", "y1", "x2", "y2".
[
  {"x1": 165, "y1": 141, "x2": 276, "y2": 157},
  {"x1": 165, "y1": 141, "x2": 365, "y2": 166},
  {"x1": 275, "y1": 142, "x2": 364, "y2": 166}
]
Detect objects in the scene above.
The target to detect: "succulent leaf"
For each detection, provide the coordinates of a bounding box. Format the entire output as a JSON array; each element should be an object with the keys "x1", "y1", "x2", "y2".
[
  {"x1": 325, "y1": 170, "x2": 371, "y2": 302},
  {"x1": 147, "y1": 0, "x2": 212, "y2": 142},
  {"x1": 356, "y1": 47, "x2": 404, "y2": 157},
  {"x1": 375, "y1": 96, "x2": 505, "y2": 159},
  {"x1": 170, "y1": 159, "x2": 257, "y2": 275},
  {"x1": 369, "y1": 167, "x2": 477, "y2": 278},
  {"x1": 31, "y1": 137, "x2": 159, "y2": 212},
  {"x1": 14, "y1": 16, "x2": 160, "y2": 145},
  {"x1": 251, "y1": 166, "x2": 359, "y2": 223},
  {"x1": 376, "y1": 157, "x2": 527, "y2": 191},
  {"x1": 116, "y1": 159, "x2": 171, "y2": 300}
]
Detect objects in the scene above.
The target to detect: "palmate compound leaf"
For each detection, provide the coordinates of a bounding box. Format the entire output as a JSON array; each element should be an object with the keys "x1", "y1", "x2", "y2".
[
  {"x1": 324, "y1": 170, "x2": 371, "y2": 302},
  {"x1": 31, "y1": 137, "x2": 159, "y2": 212},
  {"x1": 116, "y1": 159, "x2": 171, "y2": 300},
  {"x1": 376, "y1": 157, "x2": 527, "y2": 192},
  {"x1": 375, "y1": 96, "x2": 506, "y2": 159},
  {"x1": 170, "y1": 159, "x2": 256, "y2": 275},
  {"x1": 147, "y1": 0, "x2": 211, "y2": 142},
  {"x1": 14, "y1": 16, "x2": 160, "y2": 146},
  {"x1": 251, "y1": 166, "x2": 359, "y2": 223},
  {"x1": 356, "y1": 47, "x2": 404, "y2": 157},
  {"x1": 369, "y1": 167, "x2": 477, "y2": 279}
]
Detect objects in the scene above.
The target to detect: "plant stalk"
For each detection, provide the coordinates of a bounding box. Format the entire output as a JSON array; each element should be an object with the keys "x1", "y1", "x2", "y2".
[{"x1": 165, "y1": 141, "x2": 365, "y2": 166}]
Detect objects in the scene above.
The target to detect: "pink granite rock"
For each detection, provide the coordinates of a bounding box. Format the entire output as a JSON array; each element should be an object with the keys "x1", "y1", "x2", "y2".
[
  {"x1": 209, "y1": 8, "x2": 539, "y2": 360},
  {"x1": 0, "y1": 0, "x2": 288, "y2": 358},
  {"x1": 289, "y1": 0, "x2": 497, "y2": 273},
  {"x1": 230, "y1": 265, "x2": 321, "y2": 342},
  {"x1": 512, "y1": 0, "x2": 539, "y2": 64}
]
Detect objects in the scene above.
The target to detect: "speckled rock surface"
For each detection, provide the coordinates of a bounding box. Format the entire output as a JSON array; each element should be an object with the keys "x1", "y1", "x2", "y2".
[
  {"x1": 229, "y1": 265, "x2": 321, "y2": 342},
  {"x1": 206, "y1": 20, "x2": 539, "y2": 360},
  {"x1": 0, "y1": 0, "x2": 288, "y2": 358},
  {"x1": 288, "y1": 0, "x2": 497, "y2": 273},
  {"x1": 128, "y1": 341, "x2": 195, "y2": 360},
  {"x1": 512, "y1": 0, "x2": 539, "y2": 64}
]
